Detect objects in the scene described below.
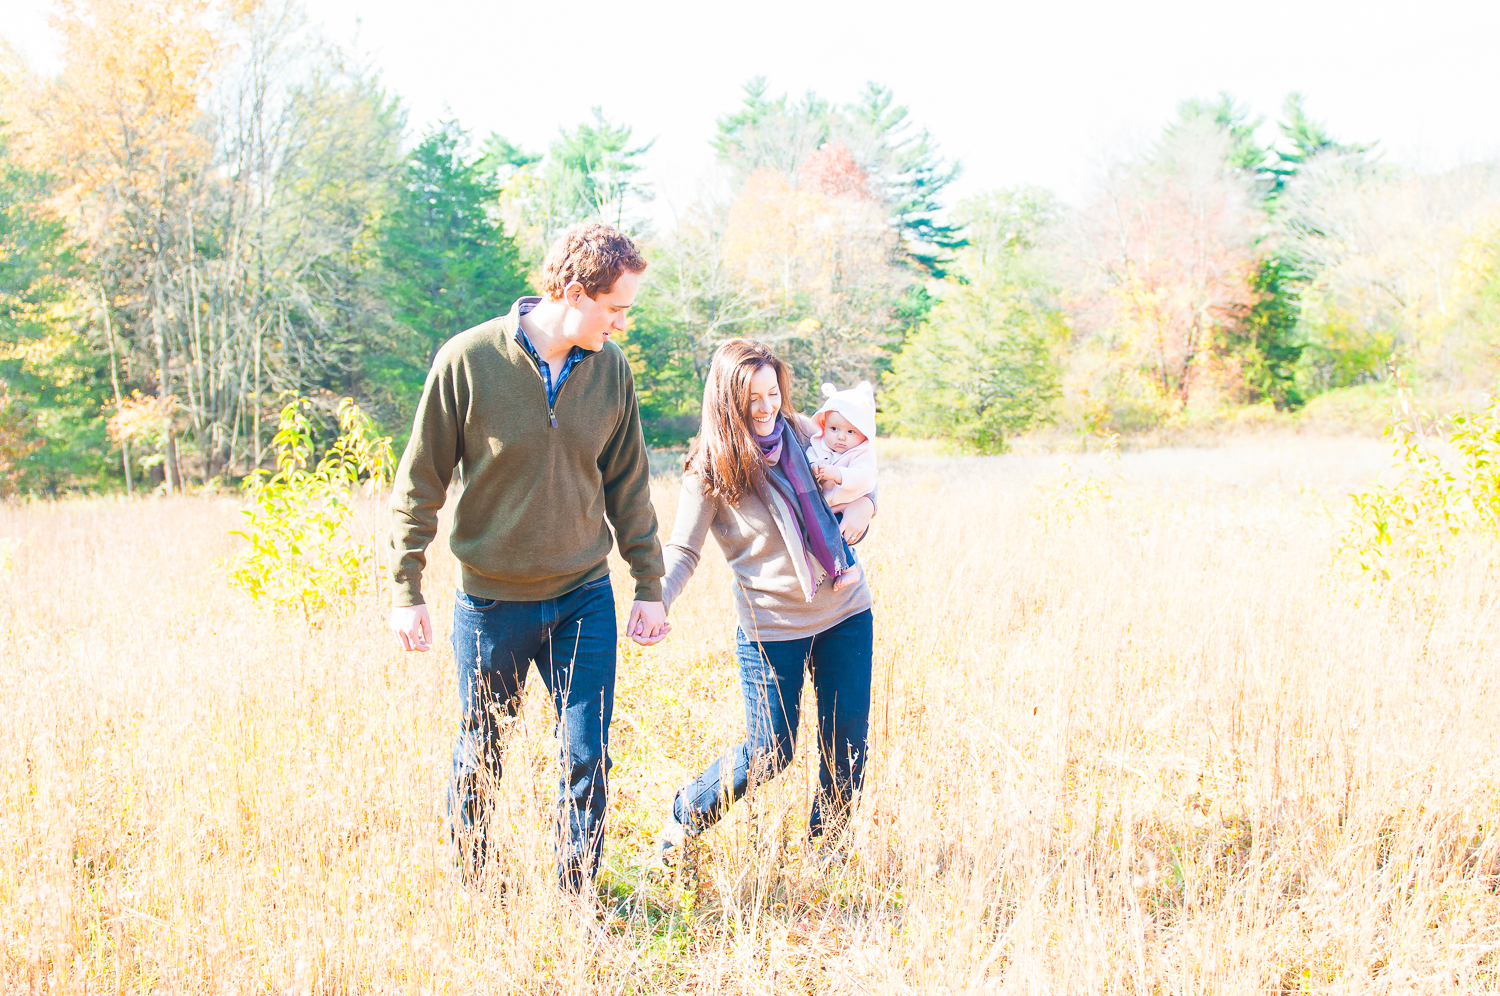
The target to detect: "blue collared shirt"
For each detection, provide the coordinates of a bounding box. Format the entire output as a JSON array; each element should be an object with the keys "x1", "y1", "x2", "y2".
[
  {"x1": 515, "y1": 299, "x2": 588, "y2": 411},
  {"x1": 517, "y1": 330, "x2": 588, "y2": 410}
]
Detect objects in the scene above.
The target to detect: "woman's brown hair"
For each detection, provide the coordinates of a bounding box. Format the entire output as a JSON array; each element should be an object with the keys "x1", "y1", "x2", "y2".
[{"x1": 686, "y1": 339, "x2": 800, "y2": 503}]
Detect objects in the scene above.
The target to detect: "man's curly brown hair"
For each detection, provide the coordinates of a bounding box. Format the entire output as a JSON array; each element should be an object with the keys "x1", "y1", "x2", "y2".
[{"x1": 540, "y1": 223, "x2": 647, "y2": 300}]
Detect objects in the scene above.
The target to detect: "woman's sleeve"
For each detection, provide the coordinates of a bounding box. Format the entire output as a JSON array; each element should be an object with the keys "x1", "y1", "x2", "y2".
[{"x1": 661, "y1": 475, "x2": 716, "y2": 613}]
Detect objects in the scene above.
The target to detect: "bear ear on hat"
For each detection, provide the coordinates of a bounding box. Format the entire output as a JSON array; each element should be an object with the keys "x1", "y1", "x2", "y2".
[
  {"x1": 821, "y1": 382, "x2": 837, "y2": 399},
  {"x1": 856, "y1": 380, "x2": 874, "y2": 400}
]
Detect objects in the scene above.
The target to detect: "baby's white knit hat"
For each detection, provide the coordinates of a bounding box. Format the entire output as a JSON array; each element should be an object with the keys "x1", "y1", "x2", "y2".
[{"x1": 811, "y1": 381, "x2": 877, "y2": 442}]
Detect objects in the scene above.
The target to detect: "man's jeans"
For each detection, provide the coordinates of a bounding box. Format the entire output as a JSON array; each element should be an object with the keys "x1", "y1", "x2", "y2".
[
  {"x1": 448, "y1": 575, "x2": 615, "y2": 891},
  {"x1": 672, "y1": 609, "x2": 873, "y2": 841}
]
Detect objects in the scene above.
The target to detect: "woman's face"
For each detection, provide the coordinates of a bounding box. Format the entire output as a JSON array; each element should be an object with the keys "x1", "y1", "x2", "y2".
[{"x1": 747, "y1": 364, "x2": 782, "y2": 437}]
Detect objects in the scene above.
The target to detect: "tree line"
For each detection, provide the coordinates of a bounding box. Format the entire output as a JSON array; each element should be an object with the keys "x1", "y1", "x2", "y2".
[{"x1": 2, "y1": 0, "x2": 1499, "y2": 494}]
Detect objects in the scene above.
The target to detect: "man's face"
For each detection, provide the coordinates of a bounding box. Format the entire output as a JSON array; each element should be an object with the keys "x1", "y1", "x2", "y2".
[
  {"x1": 562, "y1": 270, "x2": 640, "y2": 351},
  {"x1": 821, "y1": 411, "x2": 866, "y2": 453}
]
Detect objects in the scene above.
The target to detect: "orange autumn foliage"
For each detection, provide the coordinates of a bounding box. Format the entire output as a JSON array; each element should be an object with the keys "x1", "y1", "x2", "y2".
[
  {"x1": 5, "y1": 0, "x2": 237, "y2": 226},
  {"x1": 722, "y1": 143, "x2": 892, "y2": 310},
  {"x1": 1073, "y1": 121, "x2": 1263, "y2": 407},
  {"x1": 796, "y1": 140, "x2": 871, "y2": 200},
  {"x1": 720, "y1": 141, "x2": 903, "y2": 387}
]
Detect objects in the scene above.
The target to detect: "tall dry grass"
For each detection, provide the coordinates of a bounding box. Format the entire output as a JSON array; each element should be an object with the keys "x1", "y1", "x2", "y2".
[{"x1": 3, "y1": 434, "x2": 1498, "y2": 993}]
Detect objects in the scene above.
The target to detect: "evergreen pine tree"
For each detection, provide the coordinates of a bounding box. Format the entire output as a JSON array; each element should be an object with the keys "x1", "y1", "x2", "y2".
[{"x1": 380, "y1": 122, "x2": 530, "y2": 402}]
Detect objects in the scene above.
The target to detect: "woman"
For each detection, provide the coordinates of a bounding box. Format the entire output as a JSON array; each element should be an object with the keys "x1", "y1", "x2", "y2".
[{"x1": 657, "y1": 338, "x2": 876, "y2": 860}]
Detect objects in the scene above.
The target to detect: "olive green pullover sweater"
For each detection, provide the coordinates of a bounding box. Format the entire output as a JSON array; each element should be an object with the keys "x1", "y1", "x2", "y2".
[{"x1": 387, "y1": 299, "x2": 663, "y2": 608}]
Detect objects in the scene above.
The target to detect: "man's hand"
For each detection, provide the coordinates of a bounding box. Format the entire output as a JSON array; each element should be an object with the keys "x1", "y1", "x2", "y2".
[
  {"x1": 626, "y1": 600, "x2": 670, "y2": 646},
  {"x1": 390, "y1": 603, "x2": 433, "y2": 652},
  {"x1": 840, "y1": 495, "x2": 874, "y2": 543}
]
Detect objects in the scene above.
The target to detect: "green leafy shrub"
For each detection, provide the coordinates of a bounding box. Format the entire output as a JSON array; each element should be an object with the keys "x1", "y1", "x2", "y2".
[
  {"x1": 881, "y1": 267, "x2": 1062, "y2": 453},
  {"x1": 227, "y1": 396, "x2": 393, "y2": 616},
  {"x1": 1340, "y1": 392, "x2": 1500, "y2": 583},
  {"x1": 881, "y1": 188, "x2": 1064, "y2": 453}
]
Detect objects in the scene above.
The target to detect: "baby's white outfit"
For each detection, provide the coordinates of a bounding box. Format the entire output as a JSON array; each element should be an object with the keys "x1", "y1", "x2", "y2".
[
  {"x1": 806, "y1": 435, "x2": 876, "y2": 511},
  {"x1": 806, "y1": 380, "x2": 878, "y2": 513}
]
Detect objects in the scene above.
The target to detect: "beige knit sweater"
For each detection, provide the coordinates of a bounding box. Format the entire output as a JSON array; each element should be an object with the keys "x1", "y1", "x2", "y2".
[{"x1": 661, "y1": 473, "x2": 872, "y2": 642}]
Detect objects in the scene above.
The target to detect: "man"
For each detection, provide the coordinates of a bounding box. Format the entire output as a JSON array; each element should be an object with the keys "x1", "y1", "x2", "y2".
[{"x1": 387, "y1": 223, "x2": 668, "y2": 892}]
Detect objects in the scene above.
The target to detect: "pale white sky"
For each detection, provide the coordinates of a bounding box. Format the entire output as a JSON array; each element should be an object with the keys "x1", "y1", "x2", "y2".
[{"x1": 6, "y1": 0, "x2": 1499, "y2": 221}]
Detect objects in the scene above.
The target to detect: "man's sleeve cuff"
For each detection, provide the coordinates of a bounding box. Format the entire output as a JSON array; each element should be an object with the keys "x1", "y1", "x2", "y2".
[
  {"x1": 633, "y1": 579, "x2": 663, "y2": 603},
  {"x1": 391, "y1": 582, "x2": 425, "y2": 608}
]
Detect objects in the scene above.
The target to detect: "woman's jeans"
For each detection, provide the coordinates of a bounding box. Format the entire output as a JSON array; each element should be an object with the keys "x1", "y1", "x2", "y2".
[
  {"x1": 672, "y1": 609, "x2": 874, "y2": 841},
  {"x1": 448, "y1": 576, "x2": 615, "y2": 892}
]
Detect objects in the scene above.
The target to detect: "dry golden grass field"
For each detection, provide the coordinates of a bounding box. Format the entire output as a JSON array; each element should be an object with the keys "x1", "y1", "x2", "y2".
[{"x1": 4, "y1": 433, "x2": 1500, "y2": 994}]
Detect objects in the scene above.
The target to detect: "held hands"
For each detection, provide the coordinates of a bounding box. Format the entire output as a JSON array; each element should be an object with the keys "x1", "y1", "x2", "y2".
[
  {"x1": 389, "y1": 603, "x2": 433, "y2": 652},
  {"x1": 626, "y1": 600, "x2": 671, "y2": 646},
  {"x1": 390, "y1": 598, "x2": 671, "y2": 651}
]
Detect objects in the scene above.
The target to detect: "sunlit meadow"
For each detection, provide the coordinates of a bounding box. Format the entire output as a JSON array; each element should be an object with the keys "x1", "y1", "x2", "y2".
[{"x1": 4, "y1": 432, "x2": 1499, "y2": 993}]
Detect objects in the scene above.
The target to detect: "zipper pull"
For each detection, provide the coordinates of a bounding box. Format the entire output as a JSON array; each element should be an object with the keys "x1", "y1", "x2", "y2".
[{"x1": 549, "y1": 408, "x2": 558, "y2": 428}]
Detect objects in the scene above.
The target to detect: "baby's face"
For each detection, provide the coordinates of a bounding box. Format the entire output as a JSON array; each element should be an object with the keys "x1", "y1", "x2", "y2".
[{"x1": 821, "y1": 411, "x2": 867, "y2": 453}]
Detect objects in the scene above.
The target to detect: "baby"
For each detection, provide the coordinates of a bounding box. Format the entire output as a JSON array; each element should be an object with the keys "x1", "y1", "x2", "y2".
[{"x1": 807, "y1": 379, "x2": 878, "y2": 536}]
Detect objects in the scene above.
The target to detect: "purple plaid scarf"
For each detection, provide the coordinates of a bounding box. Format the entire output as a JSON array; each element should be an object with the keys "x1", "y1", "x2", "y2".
[{"x1": 754, "y1": 417, "x2": 848, "y2": 582}]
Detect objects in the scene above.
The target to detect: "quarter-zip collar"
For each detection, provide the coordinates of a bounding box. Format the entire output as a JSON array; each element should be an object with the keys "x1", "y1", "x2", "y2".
[{"x1": 508, "y1": 297, "x2": 595, "y2": 427}]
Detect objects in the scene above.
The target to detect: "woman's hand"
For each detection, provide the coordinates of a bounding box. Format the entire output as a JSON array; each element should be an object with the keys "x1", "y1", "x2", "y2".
[{"x1": 840, "y1": 495, "x2": 874, "y2": 543}]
